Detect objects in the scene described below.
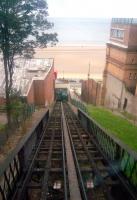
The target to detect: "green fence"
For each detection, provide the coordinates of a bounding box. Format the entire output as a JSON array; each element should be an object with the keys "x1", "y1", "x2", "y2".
[
  {"x1": 71, "y1": 99, "x2": 137, "y2": 194},
  {"x1": 78, "y1": 109, "x2": 137, "y2": 196},
  {"x1": 71, "y1": 98, "x2": 88, "y2": 114}
]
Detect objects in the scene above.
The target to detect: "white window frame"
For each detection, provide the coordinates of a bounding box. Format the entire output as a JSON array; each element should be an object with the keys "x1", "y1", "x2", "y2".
[{"x1": 111, "y1": 28, "x2": 125, "y2": 41}]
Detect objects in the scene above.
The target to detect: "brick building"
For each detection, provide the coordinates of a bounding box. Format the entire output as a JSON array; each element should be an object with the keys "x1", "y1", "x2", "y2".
[
  {"x1": 102, "y1": 18, "x2": 137, "y2": 115},
  {"x1": 0, "y1": 58, "x2": 55, "y2": 106},
  {"x1": 81, "y1": 79, "x2": 103, "y2": 105}
]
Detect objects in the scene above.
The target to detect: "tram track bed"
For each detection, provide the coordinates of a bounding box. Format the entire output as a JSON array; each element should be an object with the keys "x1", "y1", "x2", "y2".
[
  {"x1": 63, "y1": 102, "x2": 136, "y2": 200},
  {"x1": 11, "y1": 102, "x2": 69, "y2": 200},
  {"x1": 1, "y1": 102, "x2": 136, "y2": 200}
]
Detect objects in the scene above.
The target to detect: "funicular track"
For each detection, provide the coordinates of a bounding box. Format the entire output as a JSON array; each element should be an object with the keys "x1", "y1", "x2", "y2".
[
  {"x1": 9, "y1": 102, "x2": 137, "y2": 200},
  {"x1": 62, "y1": 102, "x2": 136, "y2": 200},
  {"x1": 11, "y1": 102, "x2": 69, "y2": 200}
]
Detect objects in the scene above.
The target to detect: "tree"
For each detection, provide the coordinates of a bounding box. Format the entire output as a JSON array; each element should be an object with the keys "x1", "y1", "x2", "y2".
[{"x1": 0, "y1": 0, "x2": 58, "y2": 127}]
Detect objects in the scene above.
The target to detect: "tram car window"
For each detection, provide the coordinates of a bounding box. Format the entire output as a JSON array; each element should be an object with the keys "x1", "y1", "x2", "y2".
[{"x1": 55, "y1": 88, "x2": 68, "y2": 101}]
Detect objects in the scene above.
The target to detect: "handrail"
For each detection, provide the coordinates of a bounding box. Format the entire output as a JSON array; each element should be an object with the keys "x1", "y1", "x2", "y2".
[{"x1": 78, "y1": 108, "x2": 137, "y2": 198}]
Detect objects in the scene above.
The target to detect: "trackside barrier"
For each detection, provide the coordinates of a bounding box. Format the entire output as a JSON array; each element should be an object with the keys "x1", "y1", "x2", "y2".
[
  {"x1": 0, "y1": 109, "x2": 49, "y2": 200},
  {"x1": 78, "y1": 108, "x2": 137, "y2": 194},
  {"x1": 70, "y1": 98, "x2": 88, "y2": 114}
]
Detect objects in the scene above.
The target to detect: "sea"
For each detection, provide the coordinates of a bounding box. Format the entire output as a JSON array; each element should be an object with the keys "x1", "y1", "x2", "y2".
[
  {"x1": 46, "y1": 18, "x2": 111, "y2": 80},
  {"x1": 48, "y1": 18, "x2": 111, "y2": 46}
]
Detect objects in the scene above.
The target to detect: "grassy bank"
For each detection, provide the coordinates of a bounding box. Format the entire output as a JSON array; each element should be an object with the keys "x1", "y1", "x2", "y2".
[{"x1": 87, "y1": 105, "x2": 137, "y2": 151}]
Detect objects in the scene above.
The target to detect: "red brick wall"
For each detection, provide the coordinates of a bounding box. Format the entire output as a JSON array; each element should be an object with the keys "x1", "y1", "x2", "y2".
[
  {"x1": 27, "y1": 65, "x2": 55, "y2": 106},
  {"x1": 0, "y1": 63, "x2": 55, "y2": 106},
  {"x1": 81, "y1": 80, "x2": 87, "y2": 102},
  {"x1": 128, "y1": 25, "x2": 137, "y2": 47},
  {"x1": 0, "y1": 97, "x2": 5, "y2": 105},
  {"x1": 135, "y1": 85, "x2": 137, "y2": 96},
  {"x1": 34, "y1": 80, "x2": 45, "y2": 105},
  {"x1": 27, "y1": 82, "x2": 35, "y2": 104},
  {"x1": 110, "y1": 23, "x2": 137, "y2": 48},
  {"x1": 44, "y1": 66, "x2": 54, "y2": 106},
  {"x1": 81, "y1": 79, "x2": 102, "y2": 105}
]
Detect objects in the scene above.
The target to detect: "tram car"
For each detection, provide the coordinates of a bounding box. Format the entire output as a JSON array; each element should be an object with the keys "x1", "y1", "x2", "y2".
[{"x1": 55, "y1": 88, "x2": 68, "y2": 101}]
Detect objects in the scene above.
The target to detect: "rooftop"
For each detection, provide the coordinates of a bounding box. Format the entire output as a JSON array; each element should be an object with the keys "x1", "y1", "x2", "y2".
[
  {"x1": 0, "y1": 58, "x2": 53, "y2": 97},
  {"x1": 112, "y1": 18, "x2": 137, "y2": 25}
]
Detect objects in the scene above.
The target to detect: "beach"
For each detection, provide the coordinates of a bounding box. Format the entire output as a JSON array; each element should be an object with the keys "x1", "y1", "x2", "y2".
[{"x1": 35, "y1": 45, "x2": 106, "y2": 80}]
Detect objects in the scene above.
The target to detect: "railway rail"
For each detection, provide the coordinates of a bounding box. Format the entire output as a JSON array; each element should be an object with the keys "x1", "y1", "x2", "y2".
[
  {"x1": 1, "y1": 101, "x2": 137, "y2": 200},
  {"x1": 63, "y1": 103, "x2": 136, "y2": 200},
  {"x1": 11, "y1": 102, "x2": 69, "y2": 200}
]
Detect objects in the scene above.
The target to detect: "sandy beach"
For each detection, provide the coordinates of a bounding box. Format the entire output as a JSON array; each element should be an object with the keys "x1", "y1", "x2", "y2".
[{"x1": 35, "y1": 45, "x2": 106, "y2": 80}]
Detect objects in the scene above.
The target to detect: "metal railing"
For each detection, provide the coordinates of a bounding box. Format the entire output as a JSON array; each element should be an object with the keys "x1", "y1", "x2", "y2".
[
  {"x1": 78, "y1": 109, "x2": 137, "y2": 197},
  {"x1": 70, "y1": 98, "x2": 88, "y2": 114},
  {"x1": 0, "y1": 109, "x2": 49, "y2": 200}
]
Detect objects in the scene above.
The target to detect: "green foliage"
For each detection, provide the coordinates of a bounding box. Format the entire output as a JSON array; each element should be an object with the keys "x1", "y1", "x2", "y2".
[
  {"x1": 87, "y1": 105, "x2": 137, "y2": 151},
  {"x1": 9, "y1": 89, "x2": 29, "y2": 125},
  {"x1": 0, "y1": 104, "x2": 6, "y2": 112},
  {"x1": 0, "y1": 0, "x2": 58, "y2": 126},
  {"x1": 5, "y1": 88, "x2": 33, "y2": 126},
  {"x1": 11, "y1": 101, "x2": 25, "y2": 125},
  {"x1": 0, "y1": 0, "x2": 58, "y2": 57},
  {"x1": 0, "y1": 124, "x2": 5, "y2": 131}
]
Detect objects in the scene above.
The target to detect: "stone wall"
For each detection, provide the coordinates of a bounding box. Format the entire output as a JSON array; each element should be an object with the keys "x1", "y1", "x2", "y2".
[
  {"x1": 103, "y1": 19, "x2": 137, "y2": 115},
  {"x1": 108, "y1": 46, "x2": 127, "y2": 63},
  {"x1": 104, "y1": 73, "x2": 123, "y2": 108},
  {"x1": 121, "y1": 87, "x2": 137, "y2": 115},
  {"x1": 104, "y1": 73, "x2": 137, "y2": 115}
]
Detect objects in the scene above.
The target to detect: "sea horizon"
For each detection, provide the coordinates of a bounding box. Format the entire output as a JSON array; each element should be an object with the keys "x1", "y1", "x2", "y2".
[
  {"x1": 55, "y1": 43, "x2": 106, "y2": 47},
  {"x1": 43, "y1": 18, "x2": 110, "y2": 79},
  {"x1": 48, "y1": 17, "x2": 111, "y2": 46}
]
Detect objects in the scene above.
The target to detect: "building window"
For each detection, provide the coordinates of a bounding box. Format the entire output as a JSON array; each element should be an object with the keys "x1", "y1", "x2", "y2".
[
  {"x1": 134, "y1": 73, "x2": 137, "y2": 79},
  {"x1": 111, "y1": 28, "x2": 124, "y2": 40},
  {"x1": 129, "y1": 73, "x2": 132, "y2": 80}
]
